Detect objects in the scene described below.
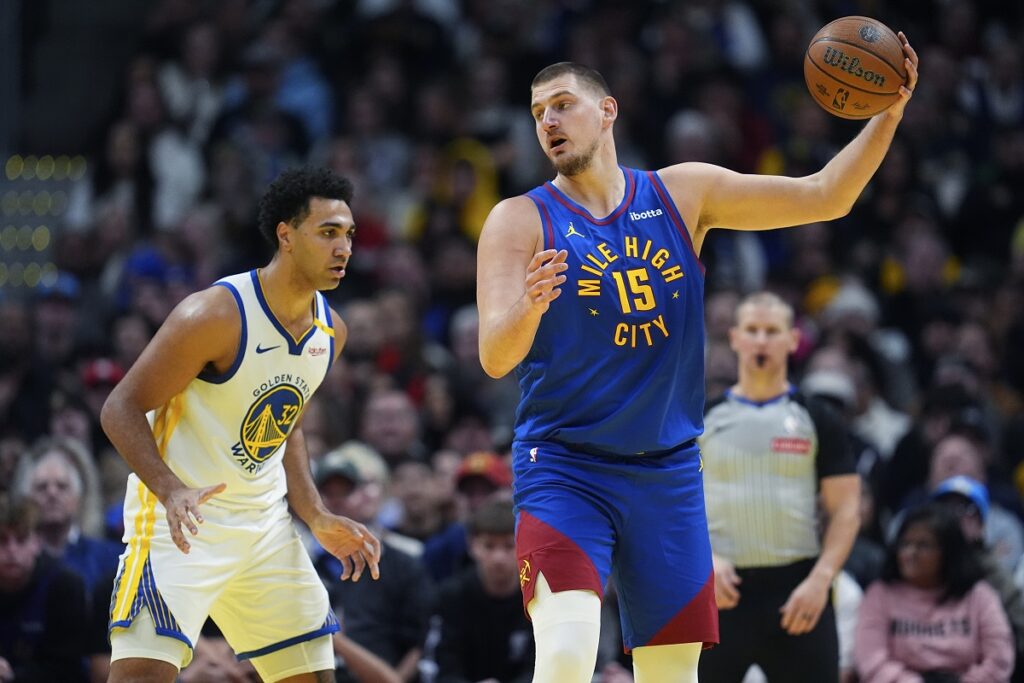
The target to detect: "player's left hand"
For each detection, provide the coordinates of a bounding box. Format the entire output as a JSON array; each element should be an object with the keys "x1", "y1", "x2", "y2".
[
  {"x1": 779, "y1": 573, "x2": 830, "y2": 635},
  {"x1": 311, "y1": 512, "x2": 382, "y2": 582},
  {"x1": 883, "y1": 31, "x2": 919, "y2": 120}
]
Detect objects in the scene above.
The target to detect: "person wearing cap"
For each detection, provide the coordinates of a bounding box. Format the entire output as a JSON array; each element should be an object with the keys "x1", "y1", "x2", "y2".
[
  {"x1": 699, "y1": 291, "x2": 860, "y2": 683},
  {"x1": 100, "y1": 167, "x2": 380, "y2": 683},
  {"x1": 313, "y1": 442, "x2": 433, "y2": 683},
  {"x1": 932, "y1": 475, "x2": 1024, "y2": 678},
  {"x1": 34, "y1": 271, "x2": 83, "y2": 368},
  {"x1": 422, "y1": 451, "x2": 513, "y2": 583}
]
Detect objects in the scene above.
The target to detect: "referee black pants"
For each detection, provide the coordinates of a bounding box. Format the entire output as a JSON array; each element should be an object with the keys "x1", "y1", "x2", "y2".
[{"x1": 697, "y1": 558, "x2": 839, "y2": 683}]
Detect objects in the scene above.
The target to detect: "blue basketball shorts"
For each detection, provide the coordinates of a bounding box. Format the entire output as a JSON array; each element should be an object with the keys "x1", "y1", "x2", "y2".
[{"x1": 512, "y1": 439, "x2": 718, "y2": 651}]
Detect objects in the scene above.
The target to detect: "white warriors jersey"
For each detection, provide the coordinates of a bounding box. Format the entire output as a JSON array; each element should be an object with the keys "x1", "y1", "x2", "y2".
[{"x1": 126, "y1": 269, "x2": 336, "y2": 515}]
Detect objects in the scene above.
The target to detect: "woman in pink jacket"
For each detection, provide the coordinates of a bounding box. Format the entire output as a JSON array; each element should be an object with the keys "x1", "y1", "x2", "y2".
[{"x1": 855, "y1": 503, "x2": 1014, "y2": 683}]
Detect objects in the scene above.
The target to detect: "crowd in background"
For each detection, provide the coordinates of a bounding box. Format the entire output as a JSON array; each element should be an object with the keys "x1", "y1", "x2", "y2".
[{"x1": 2, "y1": 0, "x2": 1024, "y2": 681}]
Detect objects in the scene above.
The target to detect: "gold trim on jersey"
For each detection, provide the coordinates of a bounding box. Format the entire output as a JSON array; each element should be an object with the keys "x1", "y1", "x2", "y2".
[
  {"x1": 313, "y1": 318, "x2": 334, "y2": 337},
  {"x1": 111, "y1": 394, "x2": 184, "y2": 622}
]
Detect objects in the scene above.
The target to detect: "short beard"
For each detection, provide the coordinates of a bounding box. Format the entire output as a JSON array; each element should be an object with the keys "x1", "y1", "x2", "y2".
[{"x1": 553, "y1": 138, "x2": 599, "y2": 176}]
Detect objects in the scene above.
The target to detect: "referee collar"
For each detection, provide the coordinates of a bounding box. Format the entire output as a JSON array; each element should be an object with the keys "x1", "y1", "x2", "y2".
[{"x1": 726, "y1": 385, "x2": 795, "y2": 407}]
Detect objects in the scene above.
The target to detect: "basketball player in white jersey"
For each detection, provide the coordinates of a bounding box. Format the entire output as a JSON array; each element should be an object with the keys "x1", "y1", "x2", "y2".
[{"x1": 100, "y1": 166, "x2": 382, "y2": 683}]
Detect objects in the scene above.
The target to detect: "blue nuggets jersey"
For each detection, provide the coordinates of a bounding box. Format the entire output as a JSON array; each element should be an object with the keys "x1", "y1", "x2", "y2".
[{"x1": 514, "y1": 167, "x2": 706, "y2": 455}]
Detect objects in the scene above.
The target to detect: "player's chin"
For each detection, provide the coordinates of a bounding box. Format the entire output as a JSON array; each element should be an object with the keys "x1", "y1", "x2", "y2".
[{"x1": 320, "y1": 277, "x2": 343, "y2": 291}]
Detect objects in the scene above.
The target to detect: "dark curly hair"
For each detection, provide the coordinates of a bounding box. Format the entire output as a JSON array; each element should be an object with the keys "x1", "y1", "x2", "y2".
[
  {"x1": 881, "y1": 502, "x2": 984, "y2": 604},
  {"x1": 256, "y1": 166, "x2": 354, "y2": 248}
]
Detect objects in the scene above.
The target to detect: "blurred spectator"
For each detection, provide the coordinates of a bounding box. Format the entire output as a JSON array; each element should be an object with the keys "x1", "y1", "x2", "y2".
[
  {"x1": 360, "y1": 389, "x2": 428, "y2": 465},
  {"x1": 156, "y1": 20, "x2": 227, "y2": 146},
  {"x1": 314, "y1": 442, "x2": 433, "y2": 682},
  {"x1": 426, "y1": 497, "x2": 533, "y2": 683},
  {"x1": 924, "y1": 434, "x2": 1024, "y2": 574},
  {"x1": 422, "y1": 451, "x2": 513, "y2": 583},
  {"x1": 208, "y1": 41, "x2": 310, "y2": 186},
  {"x1": 931, "y1": 475, "x2": 1024, "y2": 676},
  {"x1": 34, "y1": 272, "x2": 83, "y2": 371},
  {"x1": 0, "y1": 493, "x2": 91, "y2": 682},
  {"x1": 389, "y1": 459, "x2": 445, "y2": 542},
  {"x1": 19, "y1": 442, "x2": 110, "y2": 567},
  {"x1": 855, "y1": 503, "x2": 1014, "y2": 682}
]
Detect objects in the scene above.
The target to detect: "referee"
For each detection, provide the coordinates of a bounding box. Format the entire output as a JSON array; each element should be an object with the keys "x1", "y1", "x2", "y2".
[{"x1": 697, "y1": 292, "x2": 860, "y2": 683}]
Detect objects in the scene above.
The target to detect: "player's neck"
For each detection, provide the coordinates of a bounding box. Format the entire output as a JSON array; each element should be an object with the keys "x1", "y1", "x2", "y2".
[
  {"x1": 732, "y1": 373, "x2": 791, "y2": 403},
  {"x1": 258, "y1": 258, "x2": 316, "y2": 328},
  {"x1": 552, "y1": 149, "x2": 623, "y2": 217}
]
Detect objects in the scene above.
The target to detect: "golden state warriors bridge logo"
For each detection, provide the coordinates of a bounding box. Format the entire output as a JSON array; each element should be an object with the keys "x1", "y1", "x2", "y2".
[{"x1": 232, "y1": 375, "x2": 310, "y2": 473}]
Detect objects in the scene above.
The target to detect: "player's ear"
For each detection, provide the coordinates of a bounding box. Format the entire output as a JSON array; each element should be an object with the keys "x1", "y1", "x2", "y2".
[
  {"x1": 788, "y1": 326, "x2": 801, "y2": 353},
  {"x1": 276, "y1": 221, "x2": 293, "y2": 252},
  {"x1": 728, "y1": 325, "x2": 740, "y2": 352},
  {"x1": 601, "y1": 96, "x2": 618, "y2": 126}
]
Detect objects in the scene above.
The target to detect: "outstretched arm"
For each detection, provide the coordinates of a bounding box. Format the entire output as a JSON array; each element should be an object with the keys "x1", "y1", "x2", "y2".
[
  {"x1": 101, "y1": 287, "x2": 238, "y2": 553},
  {"x1": 476, "y1": 196, "x2": 568, "y2": 378},
  {"x1": 661, "y1": 32, "x2": 919, "y2": 253}
]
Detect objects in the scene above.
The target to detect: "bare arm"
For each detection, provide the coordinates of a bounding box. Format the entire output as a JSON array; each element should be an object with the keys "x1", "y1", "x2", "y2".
[
  {"x1": 100, "y1": 287, "x2": 238, "y2": 551},
  {"x1": 284, "y1": 309, "x2": 381, "y2": 581},
  {"x1": 476, "y1": 196, "x2": 568, "y2": 378},
  {"x1": 779, "y1": 473, "x2": 861, "y2": 635},
  {"x1": 812, "y1": 474, "x2": 862, "y2": 585},
  {"x1": 396, "y1": 647, "x2": 422, "y2": 682},
  {"x1": 661, "y1": 33, "x2": 919, "y2": 253}
]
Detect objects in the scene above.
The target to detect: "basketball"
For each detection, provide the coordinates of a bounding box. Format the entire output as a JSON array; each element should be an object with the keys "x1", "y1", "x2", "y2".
[{"x1": 803, "y1": 16, "x2": 907, "y2": 119}]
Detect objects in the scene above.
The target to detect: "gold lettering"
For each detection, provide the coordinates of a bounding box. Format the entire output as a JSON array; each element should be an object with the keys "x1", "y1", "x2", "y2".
[
  {"x1": 651, "y1": 314, "x2": 668, "y2": 338},
  {"x1": 624, "y1": 236, "x2": 638, "y2": 258},
  {"x1": 580, "y1": 264, "x2": 603, "y2": 277},
  {"x1": 585, "y1": 253, "x2": 609, "y2": 269},
  {"x1": 661, "y1": 265, "x2": 684, "y2": 283},
  {"x1": 651, "y1": 249, "x2": 670, "y2": 268},
  {"x1": 597, "y1": 242, "x2": 619, "y2": 263},
  {"x1": 639, "y1": 322, "x2": 653, "y2": 346},
  {"x1": 614, "y1": 323, "x2": 629, "y2": 347},
  {"x1": 641, "y1": 240, "x2": 652, "y2": 260},
  {"x1": 577, "y1": 280, "x2": 601, "y2": 296}
]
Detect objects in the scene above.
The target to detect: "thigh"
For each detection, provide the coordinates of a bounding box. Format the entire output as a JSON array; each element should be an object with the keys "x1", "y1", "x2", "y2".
[
  {"x1": 512, "y1": 443, "x2": 618, "y2": 610},
  {"x1": 211, "y1": 520, "x2": 338, "y2": 662},
  {"x1": 614, "y1": 445, "x2": 717, "y2": 650},
  {"x1": 758, "y1": 603, "x2": 839, "y2": 683}
]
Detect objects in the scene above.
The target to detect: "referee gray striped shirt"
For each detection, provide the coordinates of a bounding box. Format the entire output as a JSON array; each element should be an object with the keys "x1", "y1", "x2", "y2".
[{"x1": 699, "y1": 389, "x2": 855, "y2": 569}]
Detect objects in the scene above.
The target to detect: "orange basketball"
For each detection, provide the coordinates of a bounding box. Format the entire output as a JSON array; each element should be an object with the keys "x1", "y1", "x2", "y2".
[{"x1": 803, "y1": 16, "x2": 907, "y2": 119}]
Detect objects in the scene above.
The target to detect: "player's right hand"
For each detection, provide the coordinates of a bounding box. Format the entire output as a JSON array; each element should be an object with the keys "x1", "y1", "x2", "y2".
[
  {"x1": 712, "y1": 553, "x2": 742, "y2": 609},
  {"x1": 524, "y1": 249, "x2": 568, "y2": 313},
  {"x1": 163, "y1": 482, "x2": 226, "y2": 554}
]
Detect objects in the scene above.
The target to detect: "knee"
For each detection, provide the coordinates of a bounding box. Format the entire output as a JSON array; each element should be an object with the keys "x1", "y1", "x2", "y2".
[{"x1": 534, "y1": 642, "x2": 596, "y2": 683}]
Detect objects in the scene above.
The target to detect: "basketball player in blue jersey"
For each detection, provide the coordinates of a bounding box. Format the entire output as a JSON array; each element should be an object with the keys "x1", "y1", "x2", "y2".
[
  {"x1": 100, "y1": 166, "x2": 381, "y2": 683},
  {"x1": 476, "y1": 40, "x2": 918, "y2": 683}
]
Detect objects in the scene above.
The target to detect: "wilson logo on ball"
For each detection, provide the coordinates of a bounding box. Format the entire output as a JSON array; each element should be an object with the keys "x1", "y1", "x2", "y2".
[{"x1": 822, "y1": 47, "x2": 887, "y2": 87}]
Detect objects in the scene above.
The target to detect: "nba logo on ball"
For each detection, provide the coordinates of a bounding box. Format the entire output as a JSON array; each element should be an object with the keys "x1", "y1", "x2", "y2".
[
  {"x1": 803, "y1": 16, "x2": 907, "y2": 119},
  {"x1": 859, "y1": 25, "x2": 881, "y2": 43}
]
